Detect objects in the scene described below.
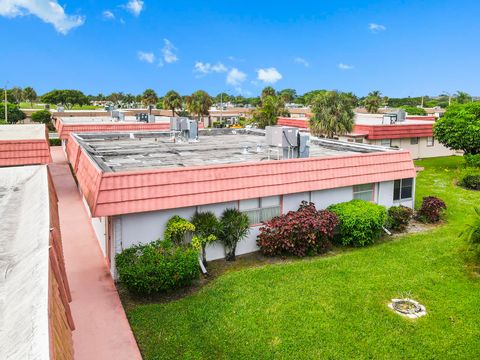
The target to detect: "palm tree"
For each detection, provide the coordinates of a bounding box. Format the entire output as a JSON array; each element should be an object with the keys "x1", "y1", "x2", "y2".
[
  {"x1": 186, "y1": 90, "x2": 213, "y2": 123},
  {"x1": 23, "y1": 86, "x2": 37, "y2": 107},
  {"x1": 252, "y1": 95, "x2": 289, "y2": 128},
  {"x1": 364, "y1": 90, "x2": 383, "y2": 113},
  {"x1": 141, "y1": 89, "x2": 158, "y2": 112},
  {"x1": 455, "y1": 91, "x2": 471, "y2": 104},
  {"x1": 164, "y1": 90, "x2": 183, "y2": 116},
  {"x1": 261, "y1": 86, "x2": 276, "y2": 101},
  {"x1": 309, "y1": 91, "x2": 355, "y2": 138}
]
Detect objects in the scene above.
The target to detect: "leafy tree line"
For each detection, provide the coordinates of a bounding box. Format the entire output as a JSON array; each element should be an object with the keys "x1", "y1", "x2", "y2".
[{"x1": 1, "y1": 86, "x2": 476, "y2": 114}]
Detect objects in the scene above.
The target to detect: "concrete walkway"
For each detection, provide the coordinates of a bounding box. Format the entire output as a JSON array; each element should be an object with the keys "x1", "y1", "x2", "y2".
[{"x1": 49, "y1": 147, "x2": 142, "y2": 360}]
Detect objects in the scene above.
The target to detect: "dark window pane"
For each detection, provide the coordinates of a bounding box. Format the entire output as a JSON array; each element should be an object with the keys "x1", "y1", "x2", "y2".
[
  {"x1": 394, "y1": 180, "x2": 400, "y2": 200},
  {"x1": 401, "y1": 185, "x2": 412, "y2": 199},
  {"x1": 402, "y1": 178, "x2": 413, "y2": 187}
]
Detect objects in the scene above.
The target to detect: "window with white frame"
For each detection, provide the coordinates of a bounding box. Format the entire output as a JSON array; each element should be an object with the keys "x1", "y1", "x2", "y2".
[
  {"x1": 427, "y1": 136, "x2": 434, "y2": 147},
  {"x1": 380, "y1": 139, "x2": 391, "y2": 147},
  {"x1": 353, "y1": 183, "x2": 374, "y2": 202},
  {"x1": 394, "y1": 178, "x2": 413, "y2": 201},
  {"x1": 410, "y1": 137, "x2": 419, "y2": 145},
  {"x1": 239, "y1": 196, "x2": 281, "y2": 225}
]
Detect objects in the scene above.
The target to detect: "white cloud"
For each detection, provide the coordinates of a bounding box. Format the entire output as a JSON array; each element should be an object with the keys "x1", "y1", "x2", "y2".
[
  {"x1": 226, "y1": 68, "x2": 247, "y2": 86},
  {"x1": 257, "y1": 67, "x2": 282, "y2": 84},
  {"x1": 338, "y1": 63, "x2": 354, "y2": 70},
  {"x1": 102, "y1": 10, "x2": 114, "y2": 20},
  {"x1": 294, "y1": 57, "x2": 309, "y2": 67},
  {"x1": 0, "y1": 0, "x2": 85, "y2": 34},
  {"x1": 194, "y1": 61, "x2": 227, "y2": 75},
  {"x1": 138, "y1": 51, "x2": 155, "y2": 63},
  {"x1": 124, "y1": 0, "x2": 143, "y2": 16},
  {"x1": 162, "y1": 38, "x2": 178, "y2": 64},
  {"x1": 369, "y1": 23, "x2": 386, "y2": 33}
]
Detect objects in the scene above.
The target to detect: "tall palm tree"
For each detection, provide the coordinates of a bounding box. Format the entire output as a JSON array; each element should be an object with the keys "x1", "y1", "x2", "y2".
[
  {"x1": 186, "y1": 90, "x2": 213, "y2": 123},
  {"x1": 23, "y1": 86, "x2": 37, "y2": 107},
  {"x1": 364, "y1": 90, "x2": 383, "y2": 113},
  {"x1": 261, "y1": 86, "x2": 276, "y2": 101},
  {"x1": 141, "y1": 89, "x2": 158, "y2": 112},
  {"x1": 163, "y1": 90, "x2": 183, "y2": 116},
  {"x1": 309, "y1": 91, "x2": 355, "y2": 138}
]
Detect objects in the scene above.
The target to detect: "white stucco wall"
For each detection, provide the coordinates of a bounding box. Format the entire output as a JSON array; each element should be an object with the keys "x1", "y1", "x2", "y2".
[
  {"x1": 113, "y1": 182, "x2": 413, "y2": 263},
  {"x1": 80, "y1": 193, "x2": 107, "y2": 256},
  {"x1": 368, "y1": 137, "x2": 456, "y2": 159}
]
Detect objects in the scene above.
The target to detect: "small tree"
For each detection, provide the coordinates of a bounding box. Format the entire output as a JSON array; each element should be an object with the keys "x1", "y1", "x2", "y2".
[
  {"x1": 434, "y1": 103, "x2": 480, "y2": 155},
  {"x1": 164, "y1": 215, "x2": 195, "y2": 246},
  {"x1": 252, "y1": 95, "x2": 288, "y2": 129},
  {"x1": 0, "y1": 103, "x2": 26, "y2": 123},
  {"x1": 31, "y1": 109, "x2": 53, "y2": 130},
  {"x1": 191, "y1": 211, "x2": 220, "y2": 266},
  {"x1": 219, "y1": 208, "x2": 250, "y2": 261}
]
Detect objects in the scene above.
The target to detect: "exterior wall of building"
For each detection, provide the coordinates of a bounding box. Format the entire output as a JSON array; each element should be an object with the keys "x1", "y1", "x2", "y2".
[
  {"x1": 367, "y1": 137, "x2": 455, "y2": 159},
  {"x1": 110, "y1": 181, "x2": 412, "y2": 265}
]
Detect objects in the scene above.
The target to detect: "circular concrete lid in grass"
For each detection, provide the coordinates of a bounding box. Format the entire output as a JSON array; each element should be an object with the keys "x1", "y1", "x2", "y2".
[{"x1": 388, "y1": 298, "x2": 427, "y2": 319}]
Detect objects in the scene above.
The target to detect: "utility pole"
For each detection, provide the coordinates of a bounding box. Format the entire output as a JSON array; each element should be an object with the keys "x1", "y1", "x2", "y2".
[
  {"x1": 4, "y1": 81, "x2": 8, "y2": 123},
  {"x1": 220, "y1": 92, "x2": 223, "y2": 124}
]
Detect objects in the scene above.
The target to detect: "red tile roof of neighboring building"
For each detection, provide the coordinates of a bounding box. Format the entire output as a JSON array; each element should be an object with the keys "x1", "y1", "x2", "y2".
[
  {"x1": 353, "y1": 123, "x2": 434, "y2": 139},
  {"x1": 277, "y1": 117, "x2": 435, "y2": 140},
  {"x1": 66, "y1": 134, "x2": 416, "y2": 217},
  {"x1": 277, "y1": 117, "x2": 309, "y2": 128},
  {"x1": 0, "y1": 124, "x2": 51, "y2": 166},
  {"x1": 55, "y1": 118, "x2": 204, "y2": 140}
]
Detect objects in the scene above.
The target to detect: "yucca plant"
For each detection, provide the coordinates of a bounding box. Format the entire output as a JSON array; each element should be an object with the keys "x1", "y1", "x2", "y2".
[
  {"x1": 460, "y1": 207, "x2": 480, "y2": 244},
  {"x1": 219, "y1": 208, "x2": 250, "y2": 261}
]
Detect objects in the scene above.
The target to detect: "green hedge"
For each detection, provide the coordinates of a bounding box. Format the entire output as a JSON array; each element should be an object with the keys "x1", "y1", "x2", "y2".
[
  {"x1": 328, "y1": 200, "x2": 387, "y2": 246},
  {"x1": 49, "y1": 138, "x2": 61, "y2": 146},
  {"x1": 459, "y1": 169, "x2": 480, "y2": 190},
  {"x1": 115, "y1": 240, "x2": 199, "y2": 295}
]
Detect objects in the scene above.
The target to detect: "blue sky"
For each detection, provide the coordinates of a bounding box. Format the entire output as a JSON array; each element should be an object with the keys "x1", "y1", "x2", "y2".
[{"x1": 1, "y1": 0, "x2": 479, "y2": 97}]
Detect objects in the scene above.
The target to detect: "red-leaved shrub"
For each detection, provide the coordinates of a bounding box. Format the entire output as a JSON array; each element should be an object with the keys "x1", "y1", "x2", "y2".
[
  {"x1": 257, "y1": 201, "x2": 339, "y2": 257},
  {"x1": 417, "y1": 196, "x2": 447, "y2": 223}
]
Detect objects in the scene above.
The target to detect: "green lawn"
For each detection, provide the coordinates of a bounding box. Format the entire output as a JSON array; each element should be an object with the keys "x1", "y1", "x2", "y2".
[{"x1": 126, "y1": 156, "x2": 480, "y2": 359}]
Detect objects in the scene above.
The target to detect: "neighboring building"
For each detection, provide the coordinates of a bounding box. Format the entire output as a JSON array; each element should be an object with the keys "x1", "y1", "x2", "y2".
[
  {"x1": 277, "y1": 113, "x2": 457, "y2": 159},
  {"x1": 0, "y1": 165, "x2": 74, "y2": 359},
  {"x1": 65, "y1": 127, "x2": 416, "y2": 276},
  {"x1": 0, "y1": 124, "x2": 51, "y2": 166},
  {"x1": 55, "y1": 115, "x2": 204, "y2": 142}
]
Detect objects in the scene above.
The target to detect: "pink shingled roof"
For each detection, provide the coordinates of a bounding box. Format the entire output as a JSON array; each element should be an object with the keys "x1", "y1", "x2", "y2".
[
  {"x1": 354, "y1": 123, "x2": 434, "y2": 139},
  {"x1": 66, "y1": 134, "x2": 416, "y2": 217},
  {"x1": 55, "y1": 118, "x2": 204, "y2": 140},
  {"x1": 277, "y1": 117, "x2": 435, "y2": 140},
  {"x1": 0, "y1": 128, "x2": 51, "y2": 166},
  {"x1": 277, "y1": 117, "x2": 309, "y2": 129}
]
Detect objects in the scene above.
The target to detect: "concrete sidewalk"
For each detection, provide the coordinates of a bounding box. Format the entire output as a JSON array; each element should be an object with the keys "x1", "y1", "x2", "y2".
[{"x1": 49, "y1": 147, "x2": 142, "y2": 360}]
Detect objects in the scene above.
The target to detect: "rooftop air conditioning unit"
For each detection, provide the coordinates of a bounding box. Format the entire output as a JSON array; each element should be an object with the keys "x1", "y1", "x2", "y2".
[
  {"x1": 136, "y1": 113, "x2": 149, "y2": 122},
  {"x1": 265, "y1": 126, "x2": 299, "y2": 148}
]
